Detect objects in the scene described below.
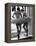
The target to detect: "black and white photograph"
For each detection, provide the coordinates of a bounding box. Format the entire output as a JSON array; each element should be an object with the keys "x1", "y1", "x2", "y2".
[{"x1": 11, "y1": 5, "x2": 33, "y2": 40}]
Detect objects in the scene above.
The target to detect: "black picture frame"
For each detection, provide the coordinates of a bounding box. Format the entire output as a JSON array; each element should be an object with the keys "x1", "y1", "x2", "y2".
[{"x1": 5, "y1": 3, "x2": 35, "y2": 43}]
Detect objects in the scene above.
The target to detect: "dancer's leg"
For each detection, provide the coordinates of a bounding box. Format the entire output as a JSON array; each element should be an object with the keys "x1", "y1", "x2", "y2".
[
  {"x1": 23, "y1": 22, "x2": 28, "y2": 36},
  {"x1": 16, "y1": 24, "x2": 20, "y2": 40}
]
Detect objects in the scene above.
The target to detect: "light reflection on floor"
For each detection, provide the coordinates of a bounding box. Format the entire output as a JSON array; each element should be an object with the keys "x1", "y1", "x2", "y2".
[{"x1": 11, "y1": 24, "x2": 33, "y2": 40}]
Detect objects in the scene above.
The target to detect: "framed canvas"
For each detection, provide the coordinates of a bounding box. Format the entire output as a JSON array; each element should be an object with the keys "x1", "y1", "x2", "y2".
[{"x1": 5, "y1": 3, "x2": 35, "y2": 43}]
